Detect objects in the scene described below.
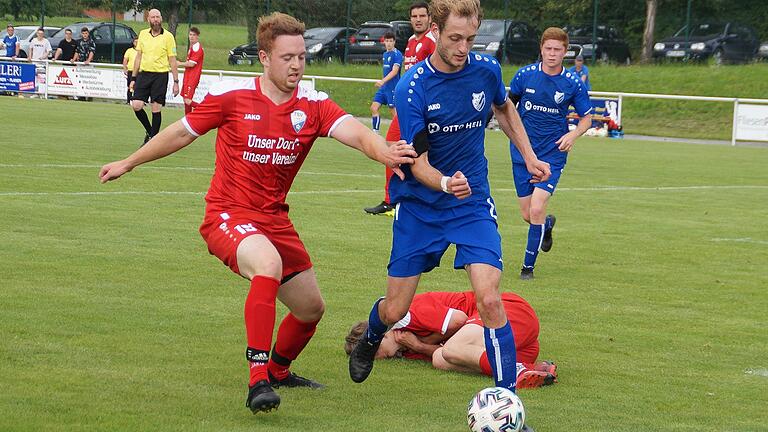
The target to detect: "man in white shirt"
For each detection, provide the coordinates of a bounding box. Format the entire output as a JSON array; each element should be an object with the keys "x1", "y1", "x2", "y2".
[{"x1": 28, "y1": 28, "x2": 52, "y2": 60}]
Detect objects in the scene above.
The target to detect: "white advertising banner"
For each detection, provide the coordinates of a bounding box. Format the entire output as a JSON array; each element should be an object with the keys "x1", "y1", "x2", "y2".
[
  {"x1": 735, "y1": 103, "x2": 768, "y2": 142},
  {"x1": 47, "y1": 65, "x2": 126, "y2": 99}
]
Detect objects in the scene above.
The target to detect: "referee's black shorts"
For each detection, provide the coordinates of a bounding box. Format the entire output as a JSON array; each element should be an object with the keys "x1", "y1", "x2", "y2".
[{"x1": 132, "y1": 71, "x2": 169, "y2": 105}]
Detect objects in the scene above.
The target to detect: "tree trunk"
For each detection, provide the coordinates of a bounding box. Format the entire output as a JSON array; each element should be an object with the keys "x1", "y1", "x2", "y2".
[
  {"x1": 167, "y1": 1, "x2": 181, "y2": 37},
  {"x1": 641, "y1": 0, "x2": 658, "y2": 63}
]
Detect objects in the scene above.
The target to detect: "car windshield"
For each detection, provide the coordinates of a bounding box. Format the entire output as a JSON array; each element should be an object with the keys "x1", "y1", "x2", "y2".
[
  {"x1": 674, "y1": 23, "x2": 726, "y2": 38},
  {"x1": 567, "y1": 26, "x2": 608, "y2": 38},
  {"x1": 305, "y1": 28, "x2": 337, "y2": 40},
  {"x1": 53, "y1": 24, "x2": 91, "y2": 38},
  {"x1": 1, "y1": 28, "x2": 35, "y2": 40},
  {"x1": 357, "y1": 26, "x2": 388, "y2": 39},
  {"x1": 478, "y1": 20, "x2": 506, "y2": 36}
]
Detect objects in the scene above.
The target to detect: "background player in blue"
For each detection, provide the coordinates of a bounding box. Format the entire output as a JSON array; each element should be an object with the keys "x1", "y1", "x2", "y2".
[
  {"x1": 370, "y1": 31, "x2": 403, "y2": 134},
  {"x1": 2, "y1": 24, "x2": 20, "y2": 59},
  {"x1": 508, "y1": 27, "x2": 593, "y2": 280},
  {"x1": 568, "y1": 54, "x2": 591, "y2": 91},
  {"x1": 349, "y1": 0, "x2": 550, "y2": 393}
]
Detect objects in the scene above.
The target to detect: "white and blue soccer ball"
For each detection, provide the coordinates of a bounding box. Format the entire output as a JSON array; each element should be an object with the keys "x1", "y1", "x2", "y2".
[{"x1": 467, "y1": 387, "x2": 525, "y2": 432}]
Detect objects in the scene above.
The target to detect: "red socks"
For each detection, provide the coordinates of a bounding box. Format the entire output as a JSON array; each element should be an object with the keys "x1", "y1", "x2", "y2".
[
  {"x1": 479, "y1": 352, "x2": 493, "y2": 376},
  {"x1": 267, "y1": 313, "x2": 319, "y2": 381},
  {"x1": 244, "y1": 275, "x2": 280, "y2": 386}
]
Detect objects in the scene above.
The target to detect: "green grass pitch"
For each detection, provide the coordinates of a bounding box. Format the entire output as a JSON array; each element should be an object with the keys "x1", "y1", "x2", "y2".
[{"x1": 1, "y1": 97, "x2": 767, "y2": 431}]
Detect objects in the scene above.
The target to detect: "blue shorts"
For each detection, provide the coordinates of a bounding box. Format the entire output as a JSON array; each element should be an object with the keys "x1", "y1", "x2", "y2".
[
  {"x1": 373, "y1": 87, "x2": 395, "y2": 107},
  {"x1": 512, "y1": 162, "x2": 564, "y2": 198},
  {"x1": 388, "y1": 198, "x2": 503, "y2": 277}
]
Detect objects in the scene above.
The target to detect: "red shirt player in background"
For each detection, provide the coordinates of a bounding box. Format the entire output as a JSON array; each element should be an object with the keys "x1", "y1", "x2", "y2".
[
  {"x1": 363, "y1": 1, "x2": 437, "y2": 215},
  {"x1": 179, "y1": 27, "x2": 204, "y2": 114},
  {"x1": 99, "y1": 12, "x2": 416, "y2": 415},
  {"x1": 345, "y1": 291, "x2": 559, "y2": 389}
]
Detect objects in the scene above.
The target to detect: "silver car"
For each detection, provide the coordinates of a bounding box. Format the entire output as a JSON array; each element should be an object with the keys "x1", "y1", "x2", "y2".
[{"x1": 0, "y1": 25, "x2": 61, "y2": 58}]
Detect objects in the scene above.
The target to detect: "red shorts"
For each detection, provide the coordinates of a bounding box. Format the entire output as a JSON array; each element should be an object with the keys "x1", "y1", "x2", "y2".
[
  {"x1": 198, "y1": 207, "x2": 312, "y2": 279},
  {"x1": 466, "y1": 298, "x2": 540, "y2": 364},
  {"x1": 181, "y1": 83, "x2": 198, "y2": 100}
]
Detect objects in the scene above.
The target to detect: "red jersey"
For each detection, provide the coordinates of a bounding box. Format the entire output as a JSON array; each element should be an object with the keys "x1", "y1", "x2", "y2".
[
  {"x1": 182, "y1": 78, "x2": 350, "y2": 214},
  {"x1": 403, "y1": 31, "x2": 437, "y2": 71},
  {"x1": 184, "y1": 41, "x2": 204, "y2": 87}
]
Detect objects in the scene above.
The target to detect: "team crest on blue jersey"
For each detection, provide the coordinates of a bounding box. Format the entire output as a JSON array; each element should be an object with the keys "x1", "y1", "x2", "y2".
[
  {"x1": 554, "y1": 91, "x2": 565, "y2": 105},
  {"x1": 291, "y1": 110, "x2": 306, "y2": 133},
  {"x1": 472, "y1": 91, "x2": 486, "y2": 112}
]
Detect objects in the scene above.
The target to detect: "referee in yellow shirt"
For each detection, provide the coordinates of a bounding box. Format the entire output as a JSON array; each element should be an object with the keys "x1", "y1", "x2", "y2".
[{"x1": 129, "y1": 8, "x2": 180, "y2": 146}]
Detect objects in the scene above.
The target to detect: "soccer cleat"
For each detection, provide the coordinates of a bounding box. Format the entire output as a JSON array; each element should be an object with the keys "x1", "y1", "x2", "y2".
[
  {"x1": 541, "y1": 214, "x2": 556, "y2": 252},
  {"x1": 348, "y1": 338, "x2": 381, "y2": 383},
  {"x1": 142, "y1": 132, "x2": 152, "y2": 146},
  {"x1": 268, "y1": 371, "x2": 325, "y2": 389},
  {"x1": 516, "y1": 369, "x2": 556, "y2": 389},
  {"x1": 246, "y1": 380, "x2": 281, "y2": 414},
  {"x1": 520, "y1": 267, "x2": 534, "y2": 280},
  {"x1": 521, "y1": 424, "x2": 536, "y2": 432},
  {"x1": 532, "y1": 360, "x2": 557, "y2": 377},
  {"x1": 364, "y1": 201, "x2": 394, "y2": 215}
]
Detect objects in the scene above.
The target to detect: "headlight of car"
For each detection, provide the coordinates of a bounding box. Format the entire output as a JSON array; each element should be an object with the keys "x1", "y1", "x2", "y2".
[
  {"x1": 759, "y1": 44, "x2": 768, "y2": 54},
  {"x1": 582, "y1": 44, "x2": 593, "y2": 51},
  {"x1": 229, "y1": 50, "x2": 234, "y2": 55},
  {"x1": 308, "y1": 43, "x2": 323, "y2": 54},
  {"x1": 486, "y1": 42, "x2": 500, "y2": 51},
  {"x1": 654, "y1": 43, "x2": 665, "y2": 51},
  {"x1": 690, "y1": 42, "x2": 706, "y2": 51}
]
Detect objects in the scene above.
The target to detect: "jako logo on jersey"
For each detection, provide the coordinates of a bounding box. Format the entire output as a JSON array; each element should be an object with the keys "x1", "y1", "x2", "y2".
[
  {"x1": 290, "y1": 110, "x2": 307, "y2": 133},
  {"x1": 428, "y1": 122, "x2": 440, "y2": 133},
  {"x1": 243, "y1": 113, "x2": 261, "y2": 121},
  {"x1": 472, "y1": 91, "x2": 485, "y2": 112},
  {"x1": 525, "y1": 88, "x2": 536, "y2": 94},
  {"x1": 554, "y1": 91, "x2": 565, "y2": 104},
  {"x1": 427, "y1": 103, "x2": 441, "y2": 112}
]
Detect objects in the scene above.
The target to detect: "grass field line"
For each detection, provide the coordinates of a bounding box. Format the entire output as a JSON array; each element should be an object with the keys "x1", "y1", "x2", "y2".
[
  {"x1": 1, "y1": 185, "x2": 767, "y2": 198},
  {"x1": 0, "y1": 164, "x2": 379, "y2": 178},
  {"x1": 711, "y1": 237, "x2": 768, "y2": 245}
]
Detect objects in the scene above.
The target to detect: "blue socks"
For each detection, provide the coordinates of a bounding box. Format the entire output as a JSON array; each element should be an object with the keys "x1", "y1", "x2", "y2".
[
  {"x1": 372, "y1": 116, "x2": 381, "y2": 133},
  {"x1": 523, "y1": 223, "x2": 544, "y2": 269},
  {"x1": 366, "y1": 297, "x2": 388, "y2": 344},
  {"x1": 483, "y1": 321, "x2": 517, "y2": 391}
]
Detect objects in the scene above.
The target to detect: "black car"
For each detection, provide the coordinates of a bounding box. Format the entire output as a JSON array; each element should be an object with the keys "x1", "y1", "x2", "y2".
[
  {"x1": 304, "y1": 27, "x2": 357, "y2": 63},
  {"x1": 48, "y1": 22, "x2": 137, "y2": 63},
  {"x1": 347, "y1": 21, "x2": 413, "y2": 63},
  {"x1": 564, "y1": 25, "x2": 631, "y2": 64},
  {"x1": 653, "y1": 22, "x2": 759, "y2": 65},
  {"x1": 228, "y1": 41, "x2": 258, "y2": 65},
  {"x1": 471, "y1": 19, "x2": 539, "y2": 64}
]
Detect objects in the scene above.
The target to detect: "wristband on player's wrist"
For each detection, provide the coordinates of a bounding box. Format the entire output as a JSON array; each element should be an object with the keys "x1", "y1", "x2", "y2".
[
  {"x1": 440, "y1": 176, "x2": 451, "y2": 193},
  {"x1": 130, "y1": 76, "x2": 137, "y2": 82},
  {"x1": 173, "y1": 79, "x2": 179, "y2": 83}
]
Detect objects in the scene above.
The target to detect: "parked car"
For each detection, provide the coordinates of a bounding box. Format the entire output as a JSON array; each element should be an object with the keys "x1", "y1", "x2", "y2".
[
  {"x1": 0, "y1": 25, "x2": 60, "y2": 58},
  {"x1": 347, "y1": 21, "x2": 413, "y2": 63},
  {"x1": 653, "y1": 22, "x2": 759, "y2": 65},
  {"x1": 758, "y1": 41, "x2": 768, "y2": 61},
  {"x1": 48, "y1": 22, "x2": 137, "y2": 63},
  {"x1": 228, "y1": 41, "x2": 258, "y2": 65},
  {"x1": 304, "y1": 26, "x2": 357, "y2": 63},
  {"x1": 472, "y1": 19, "x2": 539, "y2": 64},
  {"x1": 564, "y1": 24, "x2": 631, "y2": 64}
]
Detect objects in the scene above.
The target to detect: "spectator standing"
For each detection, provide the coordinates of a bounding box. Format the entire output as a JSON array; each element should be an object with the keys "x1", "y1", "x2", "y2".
[
  {"x1": 369, "y1": 31, "x2": 402, "y2": 135},
  {"x1": 122, "y1": 36, "x2": 139, "y2": 103},
  {"x1": 73, "y1": 27, "x2": 96, "y2": 64},
  {"x1": 53, "y1": 28, "x2": 78, "y2": 62},
  {"x1": 568, "y1": 54, "x2": 591, "y2": 91},
  {"x1": 28, "y1": 28, "x2": 51, "y2": 61},
  {"x1": 2, "y1": 24, "x2": 20, "y2": 59},
  {"x1": 178, "y1": 27, "x2": 204, "y2": 114},
  {"x1": 129, "y1": 8, "x2": 179, "y2": 146}
]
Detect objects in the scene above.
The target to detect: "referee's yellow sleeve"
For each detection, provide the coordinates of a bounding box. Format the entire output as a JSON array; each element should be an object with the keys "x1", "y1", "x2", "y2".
[{"x1": 166, "y1": 33, "x2": 177, "y2": 57}]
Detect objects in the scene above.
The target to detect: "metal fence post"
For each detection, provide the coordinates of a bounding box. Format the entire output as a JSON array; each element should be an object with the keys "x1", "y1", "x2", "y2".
[{"x1": 731, "y1": 99, "x2": 739, "y2": 146}]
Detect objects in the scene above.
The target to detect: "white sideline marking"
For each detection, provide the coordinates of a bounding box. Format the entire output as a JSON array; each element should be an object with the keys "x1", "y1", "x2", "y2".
[
  {"x1": 711, "y1": 238, "x2": 768, "y2": 245},
  {"x1": 745, "y1": 368, "x2": 768, "y2": 377},
  {"x1": 0, "y1": 164, "x2": 378, "y2": 178}
]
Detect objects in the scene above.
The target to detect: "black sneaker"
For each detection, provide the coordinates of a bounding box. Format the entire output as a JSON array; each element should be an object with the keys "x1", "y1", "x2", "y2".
[
  {"x1": 541, "y1": 214, "x2": 556, "y2": 252},
  {"x1": 522, "y1": 424, "x2": 536, "y2": 432},
  {"x1": 268, "y1": 371, "x2": 325, "y2": 389},
  {"x1": 364, "y1": 201, "x2": 394, "y2": 215},
  {"x1": 520, "y1": 267, "x2": 534, "y2": 280},
  {"x1": 246, "y1": 380, "x2": 280, "y2": 414},
  {"x1": 349, "y1": 338, "x2": 380, "y2": 383},
  {"x1": 142, "y1": 132, "x2": 152, "y2": 146}
]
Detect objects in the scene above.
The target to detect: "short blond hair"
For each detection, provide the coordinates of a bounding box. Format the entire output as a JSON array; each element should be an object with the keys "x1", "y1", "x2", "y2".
[
  {"x1": 257, "y1": 12, "x2": 305, "y2": 53},
  {"x1": 429, "y1": 0, "x2": 483, "y2": 32},
  {"x1": 540, "y1": 27, "x2": 569, "y2": 49}
]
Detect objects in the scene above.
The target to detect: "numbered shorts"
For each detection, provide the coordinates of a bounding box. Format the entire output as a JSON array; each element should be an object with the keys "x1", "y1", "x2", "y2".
[
  {"x1": 512, "y1": 161, "x2": 564, "y2": 198},
  {"x1": 388, "y1": 198, "x2": 503, "y2": 277},
  {"x1": 373, "y1": 86, "x2": 395, "y2": 108},
  {"x1": 199, "y1": 208, "x2": 312, "y2": 279},
  {"x1": 465, "y1": 297, "x2": 540, "y2": 364}
]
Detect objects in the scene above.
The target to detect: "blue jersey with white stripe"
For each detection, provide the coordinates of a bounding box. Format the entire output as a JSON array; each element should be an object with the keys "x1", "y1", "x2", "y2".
[
  {"x1": 3, "y1": 34, "x2": 19, "y2": 57},
  {"x1": 509, "y1": 62, "x2": 592, "y2": 165},
  {"x1": 382, "y1": 48, "x2": 403, "y2": 91},
  {"x1": 392, "y1": 53, "x2": 507, "y2": 208}
]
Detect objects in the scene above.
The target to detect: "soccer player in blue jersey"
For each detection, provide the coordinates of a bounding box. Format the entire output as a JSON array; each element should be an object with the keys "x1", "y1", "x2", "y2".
[
  {"x1": 508, "y1": 27, "x2": 593, "y2": 280},
  {"x1": 349, "y1": 0, "x2": 550, "y2": 392},
  {"x1": 370, "y1": 31, "x2": 403, "y2": 135}
]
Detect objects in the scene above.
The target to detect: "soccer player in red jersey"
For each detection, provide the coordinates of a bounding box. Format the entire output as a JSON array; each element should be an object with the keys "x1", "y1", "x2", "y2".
[
  {"x1": 345, "y1": 291, "x2": 558, "y2": 389},
  {"x1": 99, "y1": 12, "x2": 417, "y2": 415},
  {"x1": 179, "y1": 27, "x2": 204, "y2": 114},
  {"x1": 364, "y1": 1, "x2": 437, "y2": 215}
]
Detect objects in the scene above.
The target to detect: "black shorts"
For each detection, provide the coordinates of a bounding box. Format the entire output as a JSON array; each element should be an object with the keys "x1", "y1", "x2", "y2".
[{"x1": 132, "y1": 71, "x2": 169, "y2": 105}]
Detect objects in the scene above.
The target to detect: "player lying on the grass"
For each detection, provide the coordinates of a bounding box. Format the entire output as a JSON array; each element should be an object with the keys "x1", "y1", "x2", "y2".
[
  {"x1": 345, "y1": 291, "x2": 557, "y2": 389},
  {"x1": 99, "y1": 12, "x2": 417, "y2": 415}
]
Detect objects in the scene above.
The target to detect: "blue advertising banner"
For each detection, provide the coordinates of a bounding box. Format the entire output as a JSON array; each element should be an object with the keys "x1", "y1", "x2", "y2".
[{"x1": 0, "y1": 62, "x2": 36, "y2": 92}]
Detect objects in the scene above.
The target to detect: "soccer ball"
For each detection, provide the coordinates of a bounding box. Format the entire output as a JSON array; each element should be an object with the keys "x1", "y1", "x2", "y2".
[{"x1": 467, "y1": 387, "x2": 525, "y2": 432}]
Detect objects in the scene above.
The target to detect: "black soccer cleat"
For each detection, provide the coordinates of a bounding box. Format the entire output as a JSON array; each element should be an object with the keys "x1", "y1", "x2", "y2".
[
  {"x1": 364, "y1": 201, "x2": 394, "y2": 215},
  {"x1": 268, "y1": 371, "x2": 325, "y2": 389},
  {"x1": 142, "y1": 132, "x2": 152, "y2": 147},
  {"x1": 522, "y1": 424, "x2": 536, "y2": 432},
  {"x1": 349, "y1": 338, "x2": 381, "y2": 383},
  {"x1": 246, "y1": 380, "x2": 281, "y2": 414},
  {"x1": 520, "y1": 266, "x2": 534, "y2": 280},
  {"x1": 541, "y1": 214, "x2": 556, "y2": 252}
]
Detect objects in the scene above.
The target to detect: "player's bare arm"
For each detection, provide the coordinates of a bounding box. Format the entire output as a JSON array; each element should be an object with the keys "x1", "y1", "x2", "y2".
[
  {"x1": 392, "y1": 331, "x2": 442, "y2": 357},
  {"x1": 377, "y1": 64, "x2": 401, "y2": 88},
  {"x1": 99, "y1": 121, "x2": 196, "y2": 183},
  {"x1": 556, "y1": 114, "x2": 592, "y2": 152},
  {"x1": 492, "y1": 100, "x2": 551, "y2": 182},
  {"x1": 410, "y1": 152, "x2": 471, "y2": 199},
  {"x1": 330, "y1": 117, "x2": 416, "y2": 179}
]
